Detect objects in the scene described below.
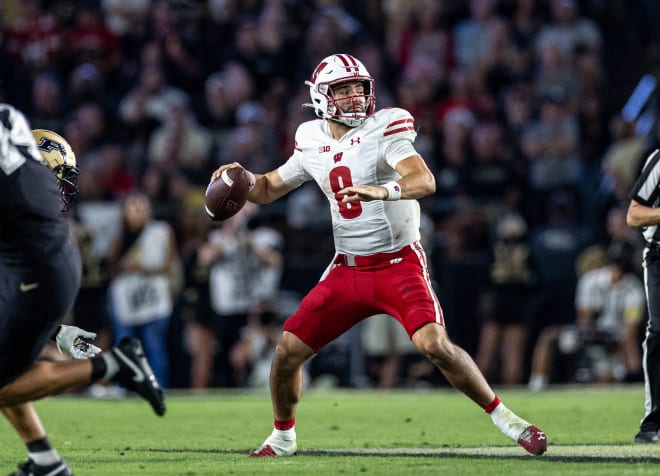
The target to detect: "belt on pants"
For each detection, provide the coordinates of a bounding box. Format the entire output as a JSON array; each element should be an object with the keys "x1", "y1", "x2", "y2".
[{"x1": 334, "y1": 242, "x2": 420, "y2": 267}]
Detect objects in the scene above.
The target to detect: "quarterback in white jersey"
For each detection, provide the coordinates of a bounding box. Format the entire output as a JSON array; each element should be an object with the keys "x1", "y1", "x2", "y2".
[
  {"x1": 278, "y1": 107, "x2": 421, "y2": 255},
  {"x1": 211, "y1": 53, "x2": 547, "y2": 458}
]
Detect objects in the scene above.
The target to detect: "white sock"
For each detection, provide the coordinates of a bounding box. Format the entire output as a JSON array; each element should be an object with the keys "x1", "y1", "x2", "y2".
[
  {"x1": 102, "y1": 352, "x2": 120, "y2": 380},
  {"x1": 29, "y1": 449, "x2": 61, "y2": 466},
  {"x1": 489, "y1": 403, "x2": 531, "y2": 441},
  {"x1": 271, "y1": 427, "x2": 296, "y2": 440}
]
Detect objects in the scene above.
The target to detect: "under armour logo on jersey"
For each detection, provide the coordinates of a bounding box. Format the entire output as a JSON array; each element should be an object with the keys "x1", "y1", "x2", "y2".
[{"x1": 350, "y1": 137, "x2": 361, "y2": 145}]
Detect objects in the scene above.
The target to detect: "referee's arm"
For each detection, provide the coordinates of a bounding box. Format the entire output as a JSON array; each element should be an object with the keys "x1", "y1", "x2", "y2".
[{"x1": 627, "y1": 199, "x2": 660, "y2": 228}]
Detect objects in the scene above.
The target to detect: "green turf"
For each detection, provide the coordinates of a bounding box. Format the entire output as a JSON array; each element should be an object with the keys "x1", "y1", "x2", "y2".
[{"x1": 0, "y1": 385, "x2": 657, "y2": 475}]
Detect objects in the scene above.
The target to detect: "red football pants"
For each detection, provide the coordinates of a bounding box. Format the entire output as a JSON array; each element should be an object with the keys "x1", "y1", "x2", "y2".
[{"x1": 283, "y1": 241, "x2": 444, "y2": 352}]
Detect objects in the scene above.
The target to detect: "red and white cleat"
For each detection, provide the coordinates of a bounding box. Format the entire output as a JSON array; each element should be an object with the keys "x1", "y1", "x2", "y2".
[
  {"x1": 250, "y1": 444, "x2": 279, "y2": 457},
  {"x1": 517, "y1": 425, "x2": 548, "y2": 455}
]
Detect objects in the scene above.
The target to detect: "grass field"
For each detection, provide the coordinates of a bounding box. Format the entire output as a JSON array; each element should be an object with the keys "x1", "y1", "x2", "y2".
[{"x1": 1, "y1": 385, "x2": 657, "y2": 475}]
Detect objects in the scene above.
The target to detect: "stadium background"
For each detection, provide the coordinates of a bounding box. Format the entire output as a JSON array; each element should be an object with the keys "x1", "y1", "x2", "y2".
[{"x1": 1, "y1": 0, "x2": 659, "y2": 389}]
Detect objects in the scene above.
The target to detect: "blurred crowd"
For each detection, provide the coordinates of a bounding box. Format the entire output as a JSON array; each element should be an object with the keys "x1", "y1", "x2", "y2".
[{"x1": 2, "y1": 0, "x2": 660, "y2": 390}]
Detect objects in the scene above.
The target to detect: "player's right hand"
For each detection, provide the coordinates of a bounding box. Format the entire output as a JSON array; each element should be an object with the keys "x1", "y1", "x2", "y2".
[
  {"x1": 210, "y1": 162, "x2": 256, "y2": 190},
  {"x1": 210, "y1": 162, "x2": 243, "y2": 183}
]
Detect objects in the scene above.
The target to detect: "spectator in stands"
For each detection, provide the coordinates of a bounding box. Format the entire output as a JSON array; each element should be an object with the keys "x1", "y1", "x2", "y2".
[
  {"x1": 392, "y1": 0, "x2": 454, "y2": 85},
  {"x1": 529, "y1": 241, "x2": 644, "y2": 389},
  {"x1": 29, "y1": 72, "x2": 65, "y2": 132},
  {"x1": 196, "y1": 203, "x2": 284, "y2": 387},
  {"x1": 147, "y1": 94, "x2": 212, "y2": 185},
  {"x1": 465, "y1": 120, "x2": 525, "y2": 211},
  {"x1": 4, "y1": 0, "x2": 64, "y2": 77},
  {"x1": 107, "y1": 192, "x2": 180, "y2": 387},
  {"x1": 67, "y1": 3, "x2": 122, "y2": 77},
  {"x1": 526, "y1": 190, "x2": 588, "y2": 379},
  {"x1": 535, "y1": 0, "x2": 602, "y2": 60},
  {"x1": 230, "y1": 101, "x2": 280, "y2": 173},
  {"x1": 599, "y1": 116, "x2": 647, "y2": 206},
  {"x1": 521, "y1": 87, "x2": 581, "y2": 224},
  {"x1": 500, "y1": 82, "x2": 534, "y2": 162},
  {"x1": 176, "y1": 189, "x2": 215, "y2": 389},
  {"x1": 476, "y1": 212, "x2": 533, "y2": 385},
  {"x1": 434, "y1": 105, "x2": 476, "y2": 208},
  {"x1": 453, "y1": 0, "x2": 504, "y2": 71},
  {"x1": 230, "y1": 302, "x2": 296, "y2": 388},
  {"x1": 509, "y1": 0, "x2": 544, "y2": 77},
  {"x1": 118, "y1": 63, "x2": 188, "y2": 140},
  {"x1": 101, "y1": 0, "x2": 151, "y2": 37},
  {"x1": 221, "y1": 14, "x2": 285, "y2": 92}
]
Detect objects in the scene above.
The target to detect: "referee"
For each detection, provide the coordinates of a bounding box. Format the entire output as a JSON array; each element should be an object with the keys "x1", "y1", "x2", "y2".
[{"x1": 627, "y1": 148, "x2": 660, "y2": 443}]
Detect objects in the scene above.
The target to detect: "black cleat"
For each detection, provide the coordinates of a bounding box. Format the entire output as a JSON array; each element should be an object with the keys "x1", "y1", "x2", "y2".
[
  {"x1": 10, "y1": 459, "x2": 73, "y2": 476},
  {"x1": 634, "y1": 422, "x2": 659, "y2": 443},
  {"x1": 111, "y1": 337, "x2": 166, "y2": 416}
]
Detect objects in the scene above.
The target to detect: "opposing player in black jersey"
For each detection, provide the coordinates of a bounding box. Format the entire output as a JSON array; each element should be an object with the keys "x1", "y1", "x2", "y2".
[
  {"x1": 0, "y1": 104, "x2": 166, "y2": 476},
  {"x1": 627, "y1": 148, "x2": 660, "y2": 443}
]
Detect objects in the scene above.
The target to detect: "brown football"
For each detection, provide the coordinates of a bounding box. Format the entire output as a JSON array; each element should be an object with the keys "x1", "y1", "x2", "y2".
[{"x1": 205, "y1": 167, "x2": 249, "y2": 221}]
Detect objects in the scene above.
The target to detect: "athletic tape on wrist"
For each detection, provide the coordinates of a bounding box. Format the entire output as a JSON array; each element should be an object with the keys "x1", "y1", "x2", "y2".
[
  {"x1": 383, "y1": 181, "x2": 402, "y2": 201},
  {"x1": 245, "y1": 170, "x2": 256, "y2": 191}
]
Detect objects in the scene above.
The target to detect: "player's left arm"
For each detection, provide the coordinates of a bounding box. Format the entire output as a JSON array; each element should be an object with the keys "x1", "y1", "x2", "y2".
[{"x1": 340, "y1": 155, "x2": 436, "y2": 202}]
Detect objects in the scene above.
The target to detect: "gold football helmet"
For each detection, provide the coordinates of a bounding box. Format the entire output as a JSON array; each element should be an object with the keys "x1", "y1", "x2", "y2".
[{"x1": 32, "y1": 129, "x2": 80, "y2": 211}]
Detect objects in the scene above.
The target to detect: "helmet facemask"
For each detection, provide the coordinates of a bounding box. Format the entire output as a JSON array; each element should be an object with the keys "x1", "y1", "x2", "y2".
[{"x1": 53, "y1": 163, "x2": 80, "y2": 212}]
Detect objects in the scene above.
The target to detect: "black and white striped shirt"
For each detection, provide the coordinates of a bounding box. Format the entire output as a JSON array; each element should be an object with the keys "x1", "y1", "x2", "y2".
[{"x1": 629, "y1": 149, "x2": 660, "y2": 243}]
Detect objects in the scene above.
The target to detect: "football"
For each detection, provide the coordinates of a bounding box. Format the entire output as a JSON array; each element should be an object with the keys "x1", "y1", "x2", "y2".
[{"x1": 205, "y1": 167, "x2": 250, "y2": 221}]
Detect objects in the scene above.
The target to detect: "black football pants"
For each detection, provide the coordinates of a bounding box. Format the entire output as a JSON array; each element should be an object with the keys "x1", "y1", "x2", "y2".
[{"x1": 642, "y1": 246, "x2": 660, "y2": 426}]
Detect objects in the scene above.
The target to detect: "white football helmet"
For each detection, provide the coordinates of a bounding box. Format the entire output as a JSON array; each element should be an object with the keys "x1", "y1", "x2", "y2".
[
  {"x1": 32, "y1": 129, "x2": 79, "y2": 211},
  {"x1": 303, "y1": 53, "x2": 375, "y2": 127}
]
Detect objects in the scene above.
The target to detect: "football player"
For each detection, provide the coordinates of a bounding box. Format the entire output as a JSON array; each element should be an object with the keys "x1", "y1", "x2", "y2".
[
  {"x1": 0, "y1": 104, "x2": 166, "y2": 476},
  {"x1": 210, "y1": 54, "x2": 548, "y2": 457}
]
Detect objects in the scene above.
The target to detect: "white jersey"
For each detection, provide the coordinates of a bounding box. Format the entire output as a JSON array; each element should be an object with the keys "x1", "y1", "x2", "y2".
[{"x1": 278, "y1": 107, "x2": 421, "y2": 255}]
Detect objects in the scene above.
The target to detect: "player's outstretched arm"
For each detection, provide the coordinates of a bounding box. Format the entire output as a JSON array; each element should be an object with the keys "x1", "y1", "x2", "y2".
[{"x1": 210, "y1": 162, "x2": 295, "y2": 205}]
